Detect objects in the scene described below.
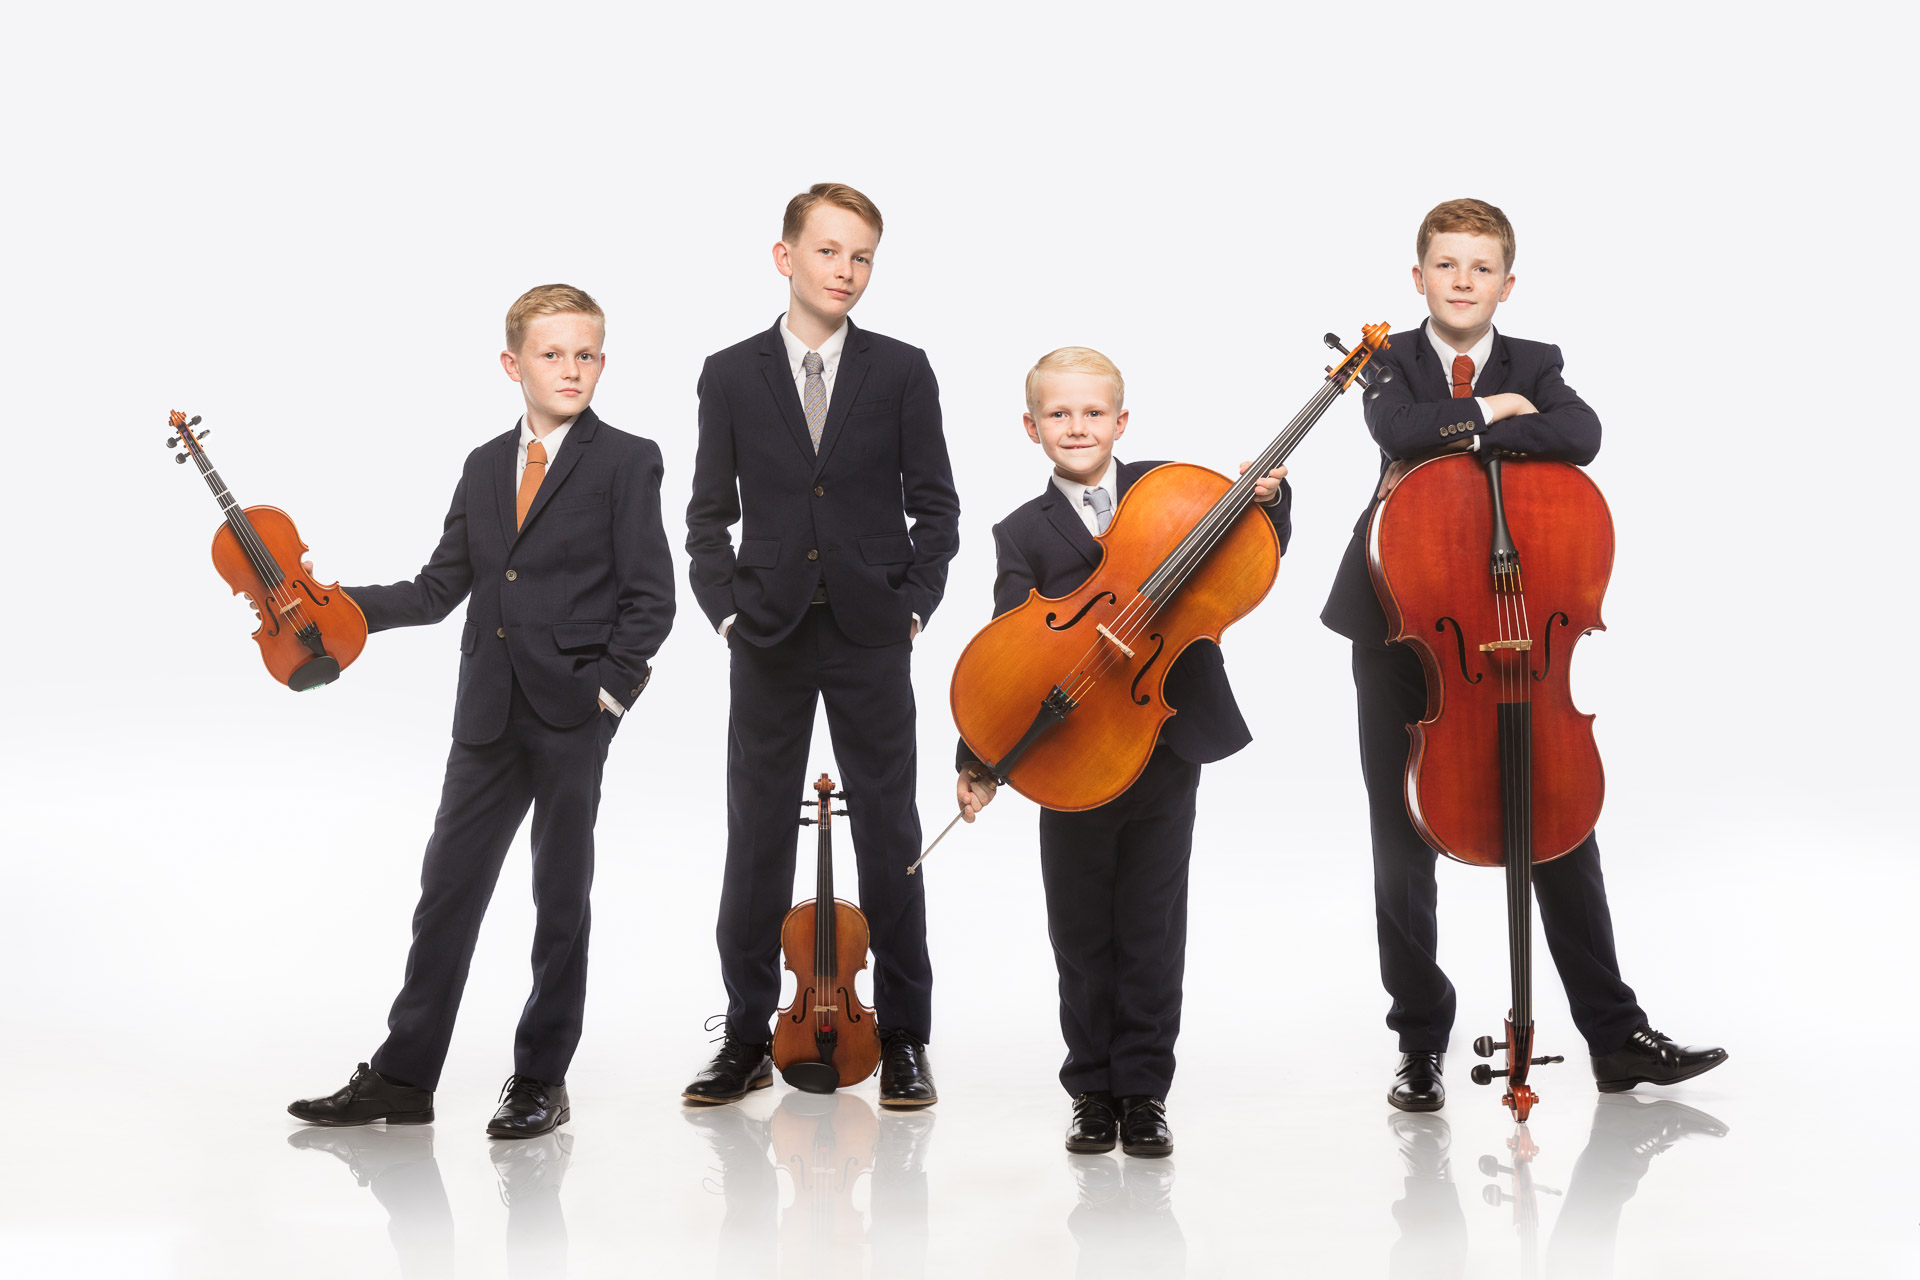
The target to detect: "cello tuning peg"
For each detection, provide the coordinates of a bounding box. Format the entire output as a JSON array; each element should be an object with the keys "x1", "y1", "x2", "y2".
[
  {"x1": 797, "y1": 817, "x2": 816, "y2": 827},
  {"x1": 1323, "y1": 332, "x2": 1350, "y2": 354},
  {"x1": 833, "y1": 807, "x2": 849, "y2": 816},
  {"x1": 1374, "y1": 366, "x2": 1393, "y2": 384}
]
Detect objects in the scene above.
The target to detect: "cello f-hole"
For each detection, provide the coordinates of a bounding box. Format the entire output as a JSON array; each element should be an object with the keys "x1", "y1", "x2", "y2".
[
  {"x1": 1129, "y1": 633, "x2": 1166, "y2": 705},
  {"x1": 1436, "y1": 616, "x2": 1483, "y2": 684},
  {"x1": 1531, "y1": 612, "x2": 1570, "y2": 682},
  {"x1": 1045, "y1": 592, "x2": 1118, "y2": 631}
]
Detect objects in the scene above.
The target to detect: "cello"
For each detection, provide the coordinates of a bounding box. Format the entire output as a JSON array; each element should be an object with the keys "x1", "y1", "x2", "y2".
[
  {"x1": 774, "y1": 773, "x2": 882, "y2": 1093},
  {"x1": 166, "y1": 410, "x2": 367, "y2": 690},
  {"x1": 1367, "y1": 450, "x2": 1611, "y2": 1119},
  {"x1": 943, "y1": 325, "x2": 1392, "y2": 817}
]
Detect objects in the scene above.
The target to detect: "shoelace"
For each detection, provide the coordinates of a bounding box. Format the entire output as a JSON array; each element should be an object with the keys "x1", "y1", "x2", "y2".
[
  {"x1": 498, "y1": 1074, "x2": 545, "y2": 1105},
  {"x1": 702, "y1": 1015, "x2": 768, "y2": 1064},
  {"x1": 346, "y1": 1062, "x2": 373, "y2": 1099}
]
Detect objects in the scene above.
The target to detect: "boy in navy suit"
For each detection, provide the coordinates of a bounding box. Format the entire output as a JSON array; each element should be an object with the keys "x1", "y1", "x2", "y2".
[
  {"x1": 683, "y1": 184, "x2": 959, "y2": 1107},
  {"x1": 289, "y1": 285, "x2": 675, "y2": 1137},
  {"x1": 957, "y1": 347, "x2": 1289, "y2": 1156},
  {"x1": 1321, "y1": 199, "x2": 1725, "y2": 1112}
]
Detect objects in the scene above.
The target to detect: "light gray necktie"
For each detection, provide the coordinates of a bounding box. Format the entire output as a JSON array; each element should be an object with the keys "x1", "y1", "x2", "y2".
[
  {"x1": 801, "y1": 350, "x2": 827, "y2": 452},
  {"x1": 1083, "y1": 486, "x2": 1113, "y2": 534}
]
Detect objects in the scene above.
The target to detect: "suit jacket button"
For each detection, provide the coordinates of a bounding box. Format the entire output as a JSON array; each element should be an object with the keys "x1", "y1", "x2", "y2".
[
  {"x1": 496, "y1": 627, "x2": 506, "y2": 638},
  {"x1": 505, "y1": 569, "x2": 518, "y2": 581},
  {"x1": 813, "y1": 485, "x2": 825, "y2": 497},
  {"x1": 807, "y1": 549, "x2": 819, "y2": 561}
]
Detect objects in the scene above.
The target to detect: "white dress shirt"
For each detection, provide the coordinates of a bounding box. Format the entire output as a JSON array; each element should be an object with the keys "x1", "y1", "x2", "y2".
[
  {"x1": 718, "y1": 313, "x2": 916, "y2": 640},
  {"x1": 1424, "y1": 319, "x2": 1495, "y2": 443},
  {"x1": 1050, "y1": 459, "x2": 1119, "y2": 535},
  {"x1": 518, "y1": 416, "x2": 624, "y2": 716}
]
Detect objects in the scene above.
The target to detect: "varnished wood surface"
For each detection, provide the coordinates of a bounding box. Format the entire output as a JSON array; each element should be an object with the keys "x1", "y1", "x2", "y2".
[
  {"x1": 1368, "y1": 454, "x2": 1612, "y2": 866},
  {"x1": 209, "y1": 504, "x2": 367, "y2": 686},
  {"x1": 950, "y1": 464, "x2": 1280, "y2": 812},
  {"x1": 773, "y1": 897, "x2": 882, "y2": 1088}
]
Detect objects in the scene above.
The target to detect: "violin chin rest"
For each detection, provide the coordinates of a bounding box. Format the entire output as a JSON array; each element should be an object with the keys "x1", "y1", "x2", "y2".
[
  {"x1": 288, "y1": 655, "x2": 342, "y2": 691},
  {"x1": 780, "y1": 1062, "x2": 841, "y2": 1095}
]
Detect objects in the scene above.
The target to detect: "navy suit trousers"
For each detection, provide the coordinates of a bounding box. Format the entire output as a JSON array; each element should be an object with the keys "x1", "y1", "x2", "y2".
[
  {"x1": 1038, "y1": 747, "x2": 1200, "y2": 1099},
  {"x1": 717, "y1": 606, "x2": 931, "y2": 1042},
  {"x1": 371, "y1": 681, "x2": 614, "y2": 1089},
  {"x1": 1352, "y1": 641, "x2": 1644, "y2": 1055}
]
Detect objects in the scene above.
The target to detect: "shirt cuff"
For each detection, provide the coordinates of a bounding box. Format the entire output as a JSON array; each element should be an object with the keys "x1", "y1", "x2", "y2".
[
  {"x1": 598, "y1": 688, "x2": 625, "y2": 716},
  {"x1": 718, "y1": 613, "x2": 737, "y2": 638}
]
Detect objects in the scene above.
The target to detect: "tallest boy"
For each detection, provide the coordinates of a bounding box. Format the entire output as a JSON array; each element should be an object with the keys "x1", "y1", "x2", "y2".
[{"x1": 684, "y1": 183, "x2": 959, "y2": 1107}]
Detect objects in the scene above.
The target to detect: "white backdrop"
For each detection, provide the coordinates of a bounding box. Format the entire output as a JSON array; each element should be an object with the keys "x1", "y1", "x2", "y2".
[{"x1": 1, "y1": 3, "x2": 1913, "y2": 1274}]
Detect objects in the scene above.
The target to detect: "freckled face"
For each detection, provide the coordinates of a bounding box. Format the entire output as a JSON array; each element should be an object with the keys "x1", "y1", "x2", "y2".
[
  {"x1": 1415, "y1": 231, "x2": 1514, "y2": 343},
  {"x1": 502, "y1": 312, "x2": 607, "y2": 419}
]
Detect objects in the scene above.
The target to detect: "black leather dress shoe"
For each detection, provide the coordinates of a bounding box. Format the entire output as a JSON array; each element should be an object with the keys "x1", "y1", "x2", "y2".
[
  {"x1": 878, "y1": 1030, "x2": 938, "y2": 1109},
  {"x1": 1591, "y1": 1024, "x2": 1727, "y2": 1093},
  {"x1": 288, "y1": 1063, "x2": 433, "y2": 1127},
  {"x1": 487, "y1": 1075, "x2": 569, "y2": 1139},
  {"x1": 1116, "y1": 1096, "x2": 1173, "y2": 1157},
  {"x1": 1389, "y1": 1052, "x2": 1446, "y2": 1112},
  {"x1": 682, "y1": 1031, "x2": 774, "y2": 1104},
  {"x1": 1066, "y1": 1092, "x2": 1118, "y2": 1153}
]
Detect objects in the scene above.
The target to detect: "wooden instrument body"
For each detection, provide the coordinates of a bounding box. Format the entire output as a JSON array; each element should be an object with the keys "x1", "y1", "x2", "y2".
[
  {"x1": 210, "y1": 504, "x2": 367, "y2": 685},
  {"x1": 1368, "y1": 454, "x2": 1611, "y2": 866},
  {"x1": 774, "y1": 898, "x2": 881, "y2": 1088},
  {"x1": 950, "y1": 463, "x2": 1280, "y2": 812}
]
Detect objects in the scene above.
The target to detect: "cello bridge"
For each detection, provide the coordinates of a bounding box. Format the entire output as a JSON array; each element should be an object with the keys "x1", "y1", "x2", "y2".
[
  {"x1": 1095, "y1": 624, "x2": 1135, "y2": 658},
  {"x1": 1477, "y1": 640, "x2": 1533, "y2": 652}
]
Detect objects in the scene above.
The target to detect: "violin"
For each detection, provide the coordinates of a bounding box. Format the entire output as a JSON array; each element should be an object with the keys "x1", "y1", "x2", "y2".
[
  {"x1": 167, "y1": 410, "x2": 367, "y2": 690},
  {"x1": 771, "y1": 1092, "x2": 875, "y2": 1274},
  {"x1": 945, "y1": 326, "x2": 1391, "y2": 815},
  {"x1": 1368, "y1": 451, "x2": 1609, "y2": 1119},
  {"x1": 773, "y1": 773, "x2": 881, "y2": 1092}
]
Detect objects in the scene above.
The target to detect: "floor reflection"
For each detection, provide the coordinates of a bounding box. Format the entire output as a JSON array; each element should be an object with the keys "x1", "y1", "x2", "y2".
[
  {"x1": 287, "y1": 1125, "x2": 575, "y2": 1279},
  {"x1": 1389, "y1": 1095, "x2": 1728, "y2": 1279},
  {"x1": 1066, "y1": 1154, "x2": 1186, "y2": 1278},
  {"x1": 287, "y1": 1126, "x2": 453, "y2": 1280},
  {"x1": 685, "y1": 1091, "x2": 933, "y2": 1280}
]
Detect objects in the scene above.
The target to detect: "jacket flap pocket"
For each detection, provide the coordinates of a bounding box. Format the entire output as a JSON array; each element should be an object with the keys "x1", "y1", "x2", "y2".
[
  {"x1": 737, "y1": 539, "x2": 780, "y2": 569},
  {"x1": 461, "y1": 621, "x2": 480, "y2": 654},
  {"x1": 553, "y1": 621, "x2": 614, "y2": 651},
  {"x1": 860, "y1": 534, "x2": 914, "y2": 565}
]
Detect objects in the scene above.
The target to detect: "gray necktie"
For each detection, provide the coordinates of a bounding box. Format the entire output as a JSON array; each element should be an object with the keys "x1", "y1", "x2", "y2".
[
  {"x1": 1083, "y1": 486, "x2": 1113, "y2": 534},
  {"x1": 801, "y1": 351, "x2": 827, "y2": 452}
]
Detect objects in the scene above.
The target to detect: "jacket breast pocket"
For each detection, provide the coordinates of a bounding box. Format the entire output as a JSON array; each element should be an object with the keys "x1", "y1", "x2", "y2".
[
  {"x1": 552, "y1": 489, "x2": 607, "y2": 511},
  {"x1": 859, "y1": 534, "x2": 914, "y2": 565},
  {"x1": 848, "y1": 397, "x2": 897, "y2": 420},
  {"x1": 553, "y1": 621, "x2": 614, "y2": 652},
  {"x1": 737, "y1": 539, "x2": 780, "y2": 569}
]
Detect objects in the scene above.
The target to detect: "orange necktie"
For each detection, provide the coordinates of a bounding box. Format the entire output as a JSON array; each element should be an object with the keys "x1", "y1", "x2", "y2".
[
  {"x1": 516, "y1": 439, "x2": 547, "y2": 529},
  {"x1": 1451, "y1": 355, "x2": 1474, "y2": 399}
]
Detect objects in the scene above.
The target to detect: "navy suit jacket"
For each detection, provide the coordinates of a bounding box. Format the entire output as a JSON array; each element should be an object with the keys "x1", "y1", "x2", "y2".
[
  {"x1": 685, "y1": 317, "x2": 960, "y2": 649},
  {"x1": 347, "y1": 407, "x2": 676, "y2": 745},
  {"x1": 958, "y1": 459, "x2": 1292, "y2": 771},
  {"x1": 1320, "y1": 326, "x2": 1602, "y2": 645}
]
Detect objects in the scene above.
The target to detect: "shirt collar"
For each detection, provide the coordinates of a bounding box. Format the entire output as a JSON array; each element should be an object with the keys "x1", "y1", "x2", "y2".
[
  {"x1": 1050, "y1": 457, "x2": 1117, "y2": 506},
  {"x1": 518, "y1": 415, "x2": 577, "y2": 459},
  {"x1": 780, "y1": 312, "x2": 850, "y2": 379},
  {"x1": 1424, "y1": 317, "x2": 1496, "y2": 387}
]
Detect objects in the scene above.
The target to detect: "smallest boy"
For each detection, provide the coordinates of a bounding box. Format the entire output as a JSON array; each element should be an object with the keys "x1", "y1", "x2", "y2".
[{"x1": 957, "y1": 348, "x2": 1289, "y2": 1157}]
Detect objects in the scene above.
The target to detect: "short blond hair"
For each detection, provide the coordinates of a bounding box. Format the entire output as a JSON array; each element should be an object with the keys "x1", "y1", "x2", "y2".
[
  {"x1": 1025, "y1": 347, "x2": 1125, "y2": 416},
  {"x1": 1417, "y1": 198, "x2": 1516, "y2": 272},
  {"x1": 505, "y1": 283, "x2": 604, "y2": 353},
  {"x1": 782, "y1": 182, "x2": 884, "y2": 243}
]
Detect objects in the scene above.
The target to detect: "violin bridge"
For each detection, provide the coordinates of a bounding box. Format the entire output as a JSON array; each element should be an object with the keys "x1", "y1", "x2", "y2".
[
  {"x1": 1478, "y1": 640, "x2": 1533, "y2": 652},
  {"x1": 1095, "y1": 624, "x2": 1135, "y2": 658},
  {"x1": 812, "y1": 1004, "x2": 839, "y2": 1013}
]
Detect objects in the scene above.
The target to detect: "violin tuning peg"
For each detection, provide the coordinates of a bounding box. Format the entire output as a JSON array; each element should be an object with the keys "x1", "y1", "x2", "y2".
[
  {"x1": 1470, "y1": 1064, "x2": 1508, "y2": 1085},
  {"x1": 189, "y1": 415, "x2": 202, "y2": 426},
  {"x1": 176, "y1": 453, "x2": 190, "y2": 464},
  {"x1": 1473, "y1": 1035, "x2": 1504, "y2": 1057},
  {"x1": 167, "y1": 436, "x2": 179, "y2": 447},
  {"x1": 197, "y1": 430, "x2": 210, "y2": 440}
]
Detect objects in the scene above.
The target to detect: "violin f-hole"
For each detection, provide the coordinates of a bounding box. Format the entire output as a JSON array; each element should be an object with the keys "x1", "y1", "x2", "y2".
[
  {"x1": 1436, "y1": 616, "x2": 1482, "y2": 684},
  {"x1": 1045, "y1": 591, "x2": 1117, "y2": 631}
]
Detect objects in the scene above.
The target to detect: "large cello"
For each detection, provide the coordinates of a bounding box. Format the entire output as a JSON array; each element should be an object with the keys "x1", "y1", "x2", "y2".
[
  {"x1": 1367, "y1": 450, "x2": 1612, "y2": 1119},
  {"x1": 942, "y1": 326, "x2": 1391, "y2": 817}
]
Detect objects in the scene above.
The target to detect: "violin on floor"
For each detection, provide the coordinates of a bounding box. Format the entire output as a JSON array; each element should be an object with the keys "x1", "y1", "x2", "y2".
[
  {"x1": 774, "y1": 773, "x2": 881, "y2": 1092},
  {"x1": 166, "y1": 410, "x2": 366, "y2": 690},
  {"x1": 1368, "y1": 450, "x2": 1611, "y2": 1119}
]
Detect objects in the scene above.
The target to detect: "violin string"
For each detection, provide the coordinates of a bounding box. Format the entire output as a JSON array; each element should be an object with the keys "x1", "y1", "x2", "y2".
[{"x1": 191, "y1": 443, "x2": 321, "y2": 635}]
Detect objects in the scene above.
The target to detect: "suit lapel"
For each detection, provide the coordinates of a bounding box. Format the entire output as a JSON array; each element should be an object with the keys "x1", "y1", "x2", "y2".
[
  {"x1": 1040, "y1": 479, "x2": 1100, "y2": 569},
  {"x1": 1476, "y1": 331, "x2": 1512, "y2": 396},
  {"x1": 493, "y1": 427, "x2": 520, "y2": 550},
  {"x1": 813, "y1": 320, "x2": 870, "y2": 478},
  {"x1": 507, "y1": 408, "x2": 600, "y2": 545},
  {"x1": 757, "y1": 317, "x2": 819, "y2": 465}
]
